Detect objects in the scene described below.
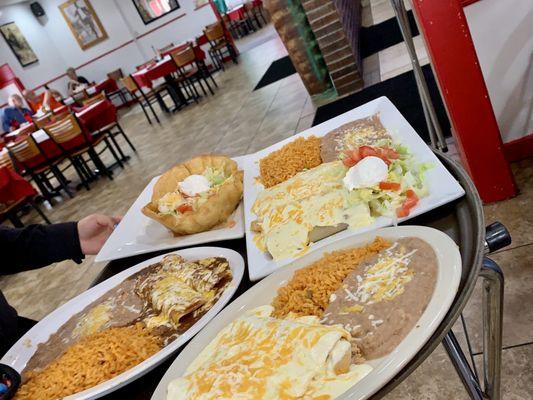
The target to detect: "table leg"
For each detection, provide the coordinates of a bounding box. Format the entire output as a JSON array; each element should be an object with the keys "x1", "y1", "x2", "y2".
[
  {"x1": 443, "y1": 331, "x2": 485, "y2": 399},
  {"x1": 164, "y1": 75, "x2": 188, "y2": 111},
  {"x1": 479, "y1": 258, "x2": 504, "y2": 400},
  {"x1": 443, "y1": 256, "x2": 504, "y2": 400}
]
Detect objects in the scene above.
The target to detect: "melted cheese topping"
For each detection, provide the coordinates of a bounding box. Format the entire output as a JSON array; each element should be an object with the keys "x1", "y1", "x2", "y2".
[
  {"x1": 73, "y1": 303, "x2": 112, "y2": 338},
  {"x1": 167, "y1": 307, "x2": 371, "y2": 400},
  {"x1": 252, "y1": 162, "x2": 373, "y2": 260},
  {"x1": 344, "y1": 242, "x2": 417, "y2": 305}
]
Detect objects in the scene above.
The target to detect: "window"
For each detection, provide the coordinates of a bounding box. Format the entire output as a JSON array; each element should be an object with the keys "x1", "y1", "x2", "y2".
[{"x1": 132, "y1": 0, "x2": 180, "y2": 25}]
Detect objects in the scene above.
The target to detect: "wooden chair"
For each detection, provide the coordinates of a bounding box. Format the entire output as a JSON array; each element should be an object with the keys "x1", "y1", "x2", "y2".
[
  {"x1": 205, "y1": 21, "x2": 238, "y2": 70},
  {"x1": 158, "y1": 43, "x2": 175, "y2": 54},
  {"x1": 0, "y1": 152, "x2": 51, "y2": 227},
  {"x1": 245, "y1": 1, "x2": 266, "y2": 29},
  {"x1": 7, "y1": 135, "x2": 73, "y2": 200},
  {"x1": 81, "y1": 92, "x2": 107, "y2": 107},
  {"x1": 172, "y1": 43, "x2": 218, "y2": 95},
  {"x1": 106, "y1": 68, "x2": 130, "y2": 105},
  {"x1": 120, "y1": 75, "x2": 164, "y2": 125},
  {"x1": 45, "y1": 114, "x2": 122, "y2": 188}
]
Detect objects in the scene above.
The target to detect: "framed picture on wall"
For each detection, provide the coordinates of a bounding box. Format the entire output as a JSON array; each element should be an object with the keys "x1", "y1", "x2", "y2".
[
  {"x1": 59, "y1": 0, "x2": 108, "y2": 50},
  {"x1": 132, "y1": 0, "x2": 181, "y2": 25},
  {"x1": 0, "y1": 22, "x2": 39, "y2": 67}
]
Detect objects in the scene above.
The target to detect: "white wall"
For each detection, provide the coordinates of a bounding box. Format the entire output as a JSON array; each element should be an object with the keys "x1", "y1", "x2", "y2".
[
  {"x1": 0, "y1": 0, "x2": 217, "y2": 98},
  {"x1": 0, "y1": 2, "x2": 67, "y2": 90},
  {"x1": 464, "y1": 0, "x2": 533, "y2": 143}
]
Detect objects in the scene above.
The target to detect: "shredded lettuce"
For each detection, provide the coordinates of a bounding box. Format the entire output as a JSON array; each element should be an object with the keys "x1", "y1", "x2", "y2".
[
  {"x1": 203, "y1": 167, "x2": 227, "y2": 186},
  {"x1": 344, "y1": 142, "x2": 431, "y2": 216}
]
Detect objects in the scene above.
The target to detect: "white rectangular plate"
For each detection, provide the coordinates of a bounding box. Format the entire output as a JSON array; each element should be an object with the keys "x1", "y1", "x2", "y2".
[
  {"x1": 151, "y1": 226, "x2": 462, "y2": 400},
  {"x1": 2, "y1": 247, "x2": 245, "y2": 400},
  {"x1": 243, "y1": 96, "x2": 465, "y2": 280},
  {"x1": 95, "y1": 156, "x2": 247, "y2": 263}
]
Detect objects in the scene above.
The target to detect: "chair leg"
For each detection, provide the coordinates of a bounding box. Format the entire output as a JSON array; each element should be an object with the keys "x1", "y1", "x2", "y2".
[
  {"x1": 106, "y1": 131, "x2": 127, "y2": 161},
  {"x1": 51, "y1": 165, "x2": 73, "y2": 198},
  {"x1": 8, "y1": 213, "x2": 24, "y2": 228},
  {"x1": 30, "y1": 199, "x2": 51, "y2": 224},
  {"x1": 116, "y1": 123, "x2": 136, "y2": 153},
  {"x1": 72, "y1": 157, "x2": 91, "y2": 190},
  {"x1": 88, "y1": 148, "x2": 113, "y2": 180},
  {"x1": 196, "y1": 76, "x2": 208, "y2": 96},
  {"x1": 33, "y1": 173, "x2": 54, "y2": 202},
  {"x1": 146, "y1": 99, "x2": 161, "y2": 124},
  {"x1": 104, "y1": 138, "x2": 124, "y2": 169},
  {"x1": 202, "y1": 75, "x2": 215, "y2": 95},
  {"x1": 139, "y1": 102, "x2": 152, "y2": 125}
]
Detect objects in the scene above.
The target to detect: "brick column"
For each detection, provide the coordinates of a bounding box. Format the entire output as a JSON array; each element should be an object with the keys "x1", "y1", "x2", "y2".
[{"x1": 302, "y1": 0, "x2": 363, "y2": 96}]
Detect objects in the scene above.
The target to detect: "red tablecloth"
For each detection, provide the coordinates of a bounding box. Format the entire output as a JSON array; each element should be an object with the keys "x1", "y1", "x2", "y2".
[
  {"x1": 227, "y1": 5, "x2": 246, "y2": 21},
  {"x1": 132, "y1": 57, "x2": 178, "y2": 89},
  {"x1": 74, "y1": 100, "x2": 117, "y2": 132},
  {"x1": 94, "y1": 78, "x2": 119, "y2": 94},
  {"x1": 160, "y1": 44, "x2": 206, "y2": 62},
  {"x1": 0, "y1": 167, "x2": 37, "y2": 204}
]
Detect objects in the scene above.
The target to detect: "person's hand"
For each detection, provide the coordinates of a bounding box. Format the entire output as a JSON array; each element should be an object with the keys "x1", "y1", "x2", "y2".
[{"x1": 77, "y1": 214, "x2": 122, "y2": 255}]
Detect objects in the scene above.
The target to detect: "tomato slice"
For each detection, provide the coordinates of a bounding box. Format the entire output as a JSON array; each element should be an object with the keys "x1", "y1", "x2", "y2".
[
  {"x1": 379, "y1": 181, "x2": 401, "y2": 191},
  {"x1": 342, "y1": 149, "x2": 361, "y2": 167},
  {"x1": 342, "y1": 156, "x2": 357, "y2": 167},
  {"x1": 395, "y1": 189, "x2": 419, "y2": 217},
  {"x1": 396, "y1": 205, "x2": 410, "y2": 218},
  {"x1": 359, "y1": 146, "x2": 378, "y2": 158},
  {"x1": 379, "y1": 146, "x2": 399, "y2": 160},
  {"x1": 177, "y1": 203, "x2": 193, "y2": 213}
]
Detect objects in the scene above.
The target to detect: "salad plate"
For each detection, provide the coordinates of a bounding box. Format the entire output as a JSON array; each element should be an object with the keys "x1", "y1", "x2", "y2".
[{"x1": 95, "y1": 156, "x2": 247, "y2": 263}]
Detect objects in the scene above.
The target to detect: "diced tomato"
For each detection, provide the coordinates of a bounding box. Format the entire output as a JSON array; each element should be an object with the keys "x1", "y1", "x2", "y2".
[
  {"x1": 350, "y1": 149, "x2": 362, "y2": 163},
  {"x1": 396, "y1": 205, "x2": 410, "y2": 218},
  {"x1": 395, "y1": 189, "x2": 419, "y2": 218},
  {"x1": 379, "y1": 146, "x2": 399, "y2": 160},
  {"x1": 177, "y1": 204, "x2": 193, "y2": 213},
  {"x1": 342, "y1": 156, "x2": 357, "y2": 167},
  {"x1": 342, "y1": 149, "x2": 361, "y2": 167},
  {"x1": 359, "y1": 146, "x2": 378, "y2": 158},
  {"x1": 379, "y1": 181, "x2": 401, "y2": 191},
  {"x1": 404, "y1": 189, "x2": 419, "y2": 208}
]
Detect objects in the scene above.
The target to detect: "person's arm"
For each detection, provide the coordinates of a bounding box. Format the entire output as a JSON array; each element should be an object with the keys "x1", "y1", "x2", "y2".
[
  {"x1": 0, "y1": 214, "x2": 121, "y2": 275},
  {"x1": 42, "y1": 91, "x2": 51, "y2": 111},
  {"x1": 0, "y1": 223, "x2": 83, "y2": 275},
  {"x1": 2, "y1": 109, "x2": 12, "y2": 133}
]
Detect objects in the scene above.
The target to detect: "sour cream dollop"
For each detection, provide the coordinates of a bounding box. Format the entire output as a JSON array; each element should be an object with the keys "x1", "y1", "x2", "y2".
[
  {"x1": 343, "y1": 156, "x2": 388, "y2": 190},
  {"x1": 178, "y1": 175, "x2": 211, "y2": 196}
]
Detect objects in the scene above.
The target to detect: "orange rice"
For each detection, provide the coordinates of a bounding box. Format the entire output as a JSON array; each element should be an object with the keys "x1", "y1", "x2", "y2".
[
  {"x1": 271, "y1": 237, "x2": 390, "y2": 318},
  {"x1": 15, "y1": 324, "x2": 162, "y2": 400},
  {"x1": 259, "y1": 136, "x2": 322, "y2": 188}
]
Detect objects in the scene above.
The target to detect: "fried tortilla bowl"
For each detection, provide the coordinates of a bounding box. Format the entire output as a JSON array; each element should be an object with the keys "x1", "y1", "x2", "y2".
[{"x1": 142, "y1": 155, "x2": 243, "y2": 235}]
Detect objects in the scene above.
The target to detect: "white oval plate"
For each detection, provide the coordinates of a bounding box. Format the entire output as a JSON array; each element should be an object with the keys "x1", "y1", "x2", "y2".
[
  {"x1": 1, "y1": 247, "x2": 245, "y2": 400},
  {"x1": 151, "y1": 226, "x2": 461, "y2": 400}
]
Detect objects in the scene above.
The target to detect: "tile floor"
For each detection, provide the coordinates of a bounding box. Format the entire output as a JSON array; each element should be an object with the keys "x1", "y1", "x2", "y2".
[{"x1": 1, "y1": 2, "x2": 532, "y2": 398}]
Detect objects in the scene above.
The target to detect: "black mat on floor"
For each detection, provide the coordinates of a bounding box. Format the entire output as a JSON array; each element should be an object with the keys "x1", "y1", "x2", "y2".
[
  {"x1": 254, "y1": 56, "x2": 296, "y2": 91},
  {"x1": 312, "y1": 64, "x2": 451, "y2": 143},
  {"x1": 360, "y1": 10, "x2": 418, "y2": 59}
]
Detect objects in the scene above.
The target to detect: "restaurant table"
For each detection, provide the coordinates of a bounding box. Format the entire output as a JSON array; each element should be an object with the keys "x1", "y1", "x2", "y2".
[
  {"x1": 86, "y1": 78, "x2": 119, "y2": 96},
  {"x1": 132, "y1": 56, "x2": 189, "y2": 110},
  {"x1": 90, "y1": 152, "x2": 507, "y2": 400},
  {"x1": 73, "y1": 99, "x2": 117, "y2": 133},
  {"x1": 0, "y1": 166, "x2": 37, "y2": 205},
  {"x1": 159, "y1": 43, "x2": 206, "y2": 62}
]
